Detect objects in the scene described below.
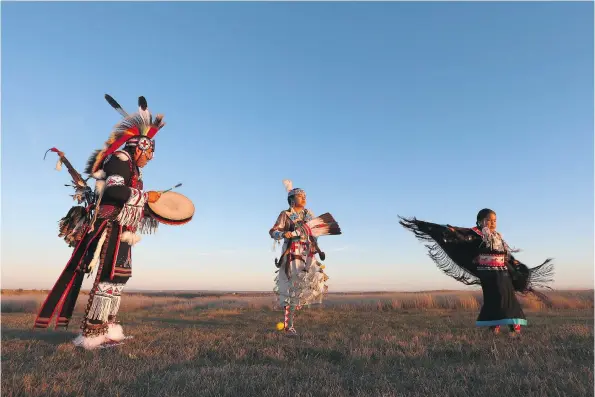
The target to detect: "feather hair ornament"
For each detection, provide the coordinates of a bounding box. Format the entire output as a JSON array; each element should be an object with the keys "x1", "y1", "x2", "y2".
[{"x1": 282, "y1": 179, "x2": 293, "y2": 193}]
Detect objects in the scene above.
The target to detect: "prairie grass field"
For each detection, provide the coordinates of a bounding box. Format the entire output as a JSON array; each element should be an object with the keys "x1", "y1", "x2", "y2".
[{"x1": 1, "y1": 289, "x2": 593, "y2": 397}]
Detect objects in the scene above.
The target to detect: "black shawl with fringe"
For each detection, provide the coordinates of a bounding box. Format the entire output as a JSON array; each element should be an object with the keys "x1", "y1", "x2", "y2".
[{"x1": 399, "y1": 216, "x2": 555, "y2": 304}]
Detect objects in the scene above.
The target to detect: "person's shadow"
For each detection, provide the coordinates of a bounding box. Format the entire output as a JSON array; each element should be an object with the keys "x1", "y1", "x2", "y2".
[{"x1": 2, "y1": 327, "x2": 78, "y2": 345}]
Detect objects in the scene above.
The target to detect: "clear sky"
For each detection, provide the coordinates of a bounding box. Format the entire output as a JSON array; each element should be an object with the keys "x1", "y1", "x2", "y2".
[{"x1": 1, "y1": 2, "x2": 593, "y2": 292}]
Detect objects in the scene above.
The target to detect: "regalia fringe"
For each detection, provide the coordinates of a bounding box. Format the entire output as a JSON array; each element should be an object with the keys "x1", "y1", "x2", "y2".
[
  {"x1": 426, "y1": 242, "x2": 481, "y2": 286},
  {"x1": 526, "y1": 258, "x2": 555, "y2": 290},
  {"x1": 110, "y1": 296, "x2": 121, "y2": 316},
  {"x1": 139, "y1": 215, "x2": 159, "y2": 234},
  {"x1": 399, "y1": 217, "x2": 481, "y2": 286},
  {"x1": 117, "y1": 205, "x2": 144, "y2": 228},
  {"x1": 513, "y1": 259, "x2": 555, "y2": 307},
  {"x1": 398, "y1": 216, "x2": 437, "y2": 243},
  {"x1": 88, "y1": 296, "x2": 112, "y2": 322}
]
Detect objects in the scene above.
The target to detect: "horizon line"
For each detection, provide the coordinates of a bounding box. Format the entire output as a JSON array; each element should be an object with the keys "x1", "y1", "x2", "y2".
[{"x1": 2, "y1": 287, "x2": 593, "y2": 294}]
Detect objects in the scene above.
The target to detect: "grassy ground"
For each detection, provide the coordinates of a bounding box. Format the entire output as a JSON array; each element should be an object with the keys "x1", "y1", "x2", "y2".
[{"x1": 1, "y1": 290, "x2": 593, "y2": 397}]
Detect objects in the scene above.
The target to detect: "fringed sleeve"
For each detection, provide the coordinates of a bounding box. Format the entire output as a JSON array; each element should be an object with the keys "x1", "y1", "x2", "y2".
[
  {"x1": 508, "y1": 255, "x2": 555, "y2": 306},
  {"x1": 269, "y1": 211, "x2": 289, "y2": 240},
  {"x1": 398, "y1": 216, "x2": 482, "y2": 286},
  {"x1": 115, "y1": 188, "x2": 148, "y2": 228}
]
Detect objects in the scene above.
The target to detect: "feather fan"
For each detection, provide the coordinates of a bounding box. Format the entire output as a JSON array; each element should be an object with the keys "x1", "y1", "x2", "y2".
[{"x1": 305, "y1": 212, "x2": 342, "y2": 237}]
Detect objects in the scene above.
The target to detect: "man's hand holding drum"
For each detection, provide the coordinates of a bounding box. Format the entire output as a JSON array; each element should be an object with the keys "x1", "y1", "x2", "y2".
[{"x1": 147, "y1": 191, "x2": 161, "y2": 203}]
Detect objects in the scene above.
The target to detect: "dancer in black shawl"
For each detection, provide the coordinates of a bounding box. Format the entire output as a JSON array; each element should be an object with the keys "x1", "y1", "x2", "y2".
[{"x1": 399, "y1": 208, "x2": 554, "y2": 335}]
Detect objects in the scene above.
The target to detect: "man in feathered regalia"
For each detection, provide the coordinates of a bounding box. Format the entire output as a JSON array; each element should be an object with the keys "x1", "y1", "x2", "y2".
[{"x1": 34, "y1": 94, "x2": 165, "y2": 349}]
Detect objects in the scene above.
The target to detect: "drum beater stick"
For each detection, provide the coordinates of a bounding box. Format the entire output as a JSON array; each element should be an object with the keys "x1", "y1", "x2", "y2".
[{"x1": 161, "y1": 183, "x2": 182, "y2": 193}]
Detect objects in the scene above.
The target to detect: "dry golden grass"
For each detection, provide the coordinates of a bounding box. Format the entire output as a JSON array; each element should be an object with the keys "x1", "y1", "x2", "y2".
[{"x1": 1, "y1": 290, "x2": 593, "y2": 397}]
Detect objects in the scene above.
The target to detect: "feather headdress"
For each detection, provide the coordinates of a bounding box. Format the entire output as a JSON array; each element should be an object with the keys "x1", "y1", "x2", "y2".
[{"x1": 84, "y1": 94, "x2": 166, "y2": 176}]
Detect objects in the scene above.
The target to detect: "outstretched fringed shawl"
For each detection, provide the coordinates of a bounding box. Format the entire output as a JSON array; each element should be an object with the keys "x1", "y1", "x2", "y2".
[{"x1": 399, "y1": 217, "x2": 555, "y2": 305}]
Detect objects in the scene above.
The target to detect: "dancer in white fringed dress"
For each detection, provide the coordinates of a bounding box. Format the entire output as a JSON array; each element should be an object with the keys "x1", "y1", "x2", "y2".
[{"x1": 269, "y1": 180, "x2": 339, "y2": 335}]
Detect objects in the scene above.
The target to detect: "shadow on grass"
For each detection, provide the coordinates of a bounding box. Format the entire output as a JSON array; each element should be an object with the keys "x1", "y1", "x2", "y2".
[
  {"x1": 2, "y1": 327, "x2": 78, "y2": 344},
  {"x1": 297, "y1": 346, "x2": 347, "y2": 364},
  {"x1": 137, "y1": 309, "x2": 277, "y2": 329},
  {"x1": 139, "y1": 317, "x2": 247, "y2": 329}
]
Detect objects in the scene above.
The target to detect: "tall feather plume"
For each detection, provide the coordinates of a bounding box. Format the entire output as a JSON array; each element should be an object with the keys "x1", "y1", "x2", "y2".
[
  {"x1": 105, "y1": 94, "x2": 129, "y2": 118},
  {"x1": 282, "y1": 179, "x2": 293, "y2": 192},
  {"x1": 138, "y1": 96, "x2": 152, "y2": 128}
]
